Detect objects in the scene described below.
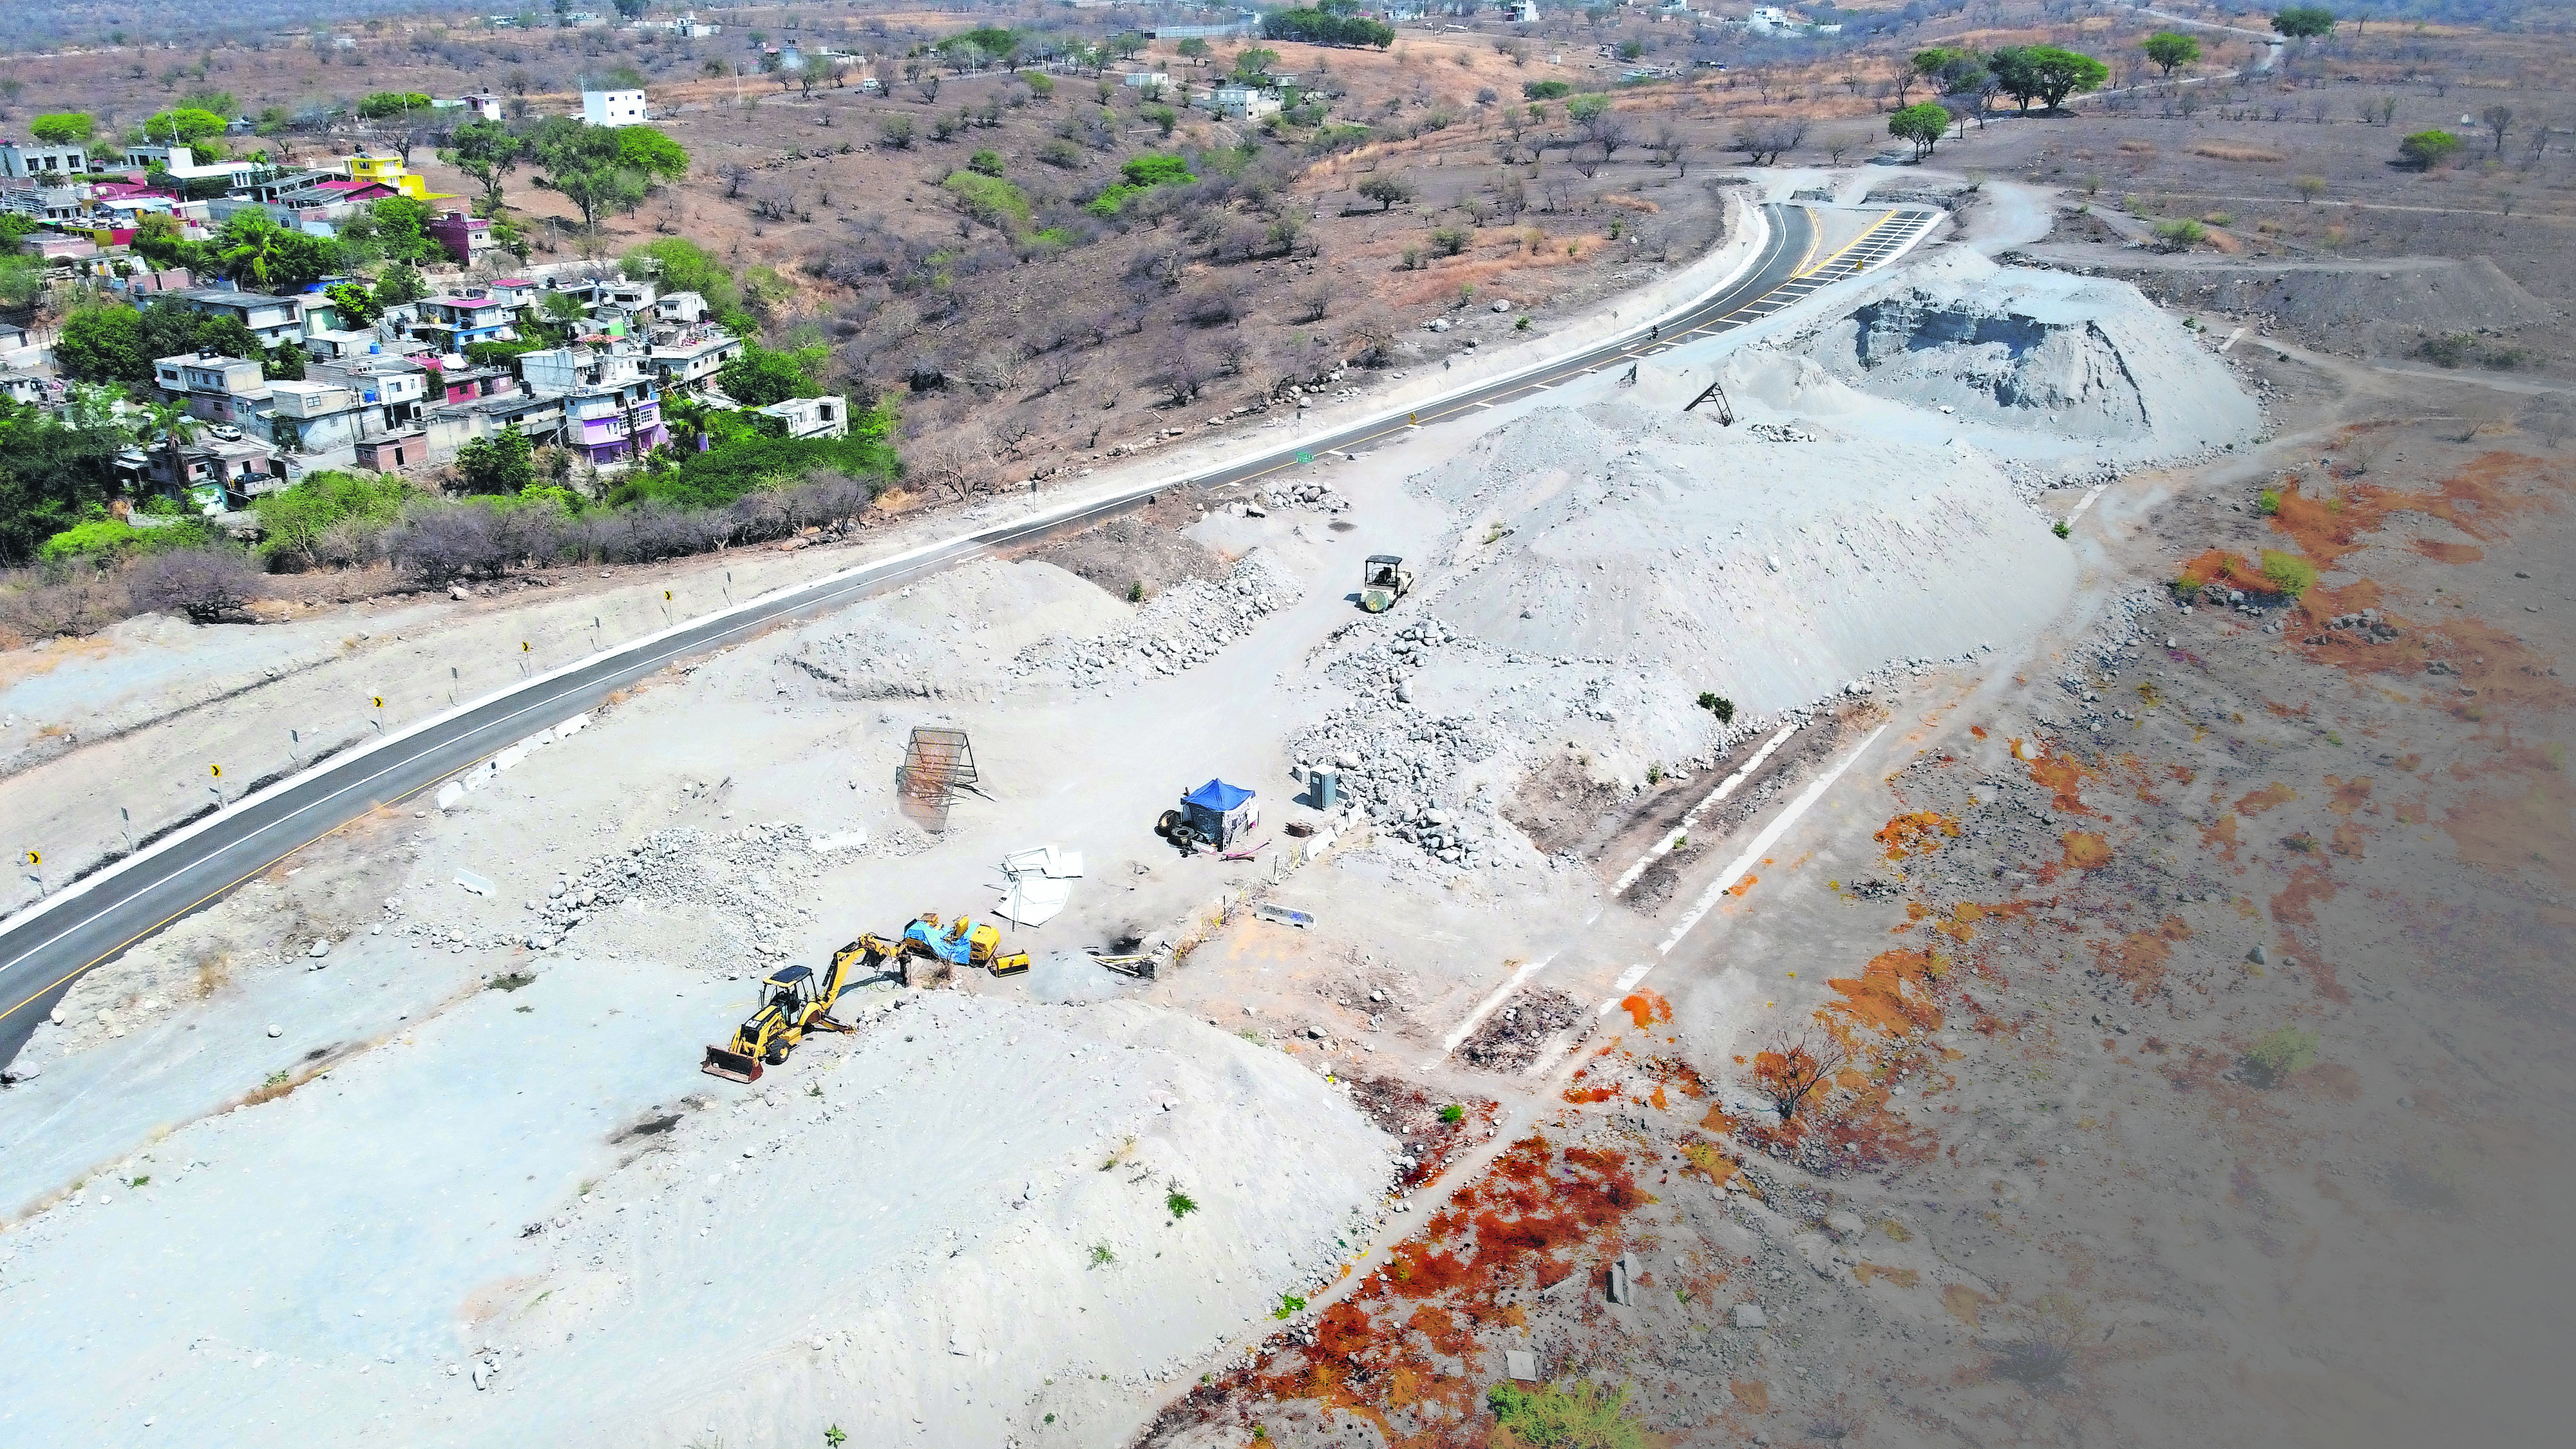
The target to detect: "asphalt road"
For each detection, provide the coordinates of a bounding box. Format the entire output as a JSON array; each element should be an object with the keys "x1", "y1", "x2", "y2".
[{"x1": 0, "y1": 200, "x2": 1933, "y2": 1066}]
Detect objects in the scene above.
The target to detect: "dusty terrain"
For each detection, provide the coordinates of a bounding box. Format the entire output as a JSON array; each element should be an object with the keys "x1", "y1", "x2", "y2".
[{"x1": 2, "y1": 6, "x2": 2572, "y2": 1448}]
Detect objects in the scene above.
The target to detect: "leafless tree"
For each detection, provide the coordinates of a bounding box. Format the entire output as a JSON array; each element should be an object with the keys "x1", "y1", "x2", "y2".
[
  {"x1": 126, "y1": 547, "x2": 261, "y2": 623},
  {"x1": 1155, "y1": 332, "x2": 1210, "y2": 405},
  {"x1": 1733, "y1": 116, "x2": 1809, "y2": 166},
  {"x1": 2482, "y1": 103, "x2": 2514, "y2": 156},
  {"x1": 1752, "y1": 1028, "x2": 1850, "y2": 1122}
]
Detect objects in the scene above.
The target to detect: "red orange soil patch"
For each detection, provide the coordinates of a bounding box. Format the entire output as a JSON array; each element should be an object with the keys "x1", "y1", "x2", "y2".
[{"x1": 1874, "y1": 811, "x2": 1963, "y2": 860}]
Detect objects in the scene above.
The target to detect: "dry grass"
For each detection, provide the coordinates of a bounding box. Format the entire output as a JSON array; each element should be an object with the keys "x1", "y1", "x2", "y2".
[
  {"x1": 192, "y1": 949, "x2": 232, "y2": 1001},
  {"x1": 2188, "y1": 141, "x2": 2290, "y2": 164},
  {"x1": 1600, "y1": 194, "x2": 1663, "y2": 214}
]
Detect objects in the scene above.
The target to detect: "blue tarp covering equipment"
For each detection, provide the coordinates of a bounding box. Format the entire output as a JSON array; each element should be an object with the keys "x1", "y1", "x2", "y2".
[{"x1": 1182, "y1": 779, "x2": 1255, "y2": 812}]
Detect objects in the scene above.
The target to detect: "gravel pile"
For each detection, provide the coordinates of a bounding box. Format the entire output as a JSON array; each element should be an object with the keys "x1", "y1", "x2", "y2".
[
  {"x1": 1287, "y1": 616, "x2": 1513, "y2": 868},
  {"x1": 1010, "y1": 551, "x2": 1300, "y2": 694},
  {"x1": 1255, "y1": 479, "x2": 1350, "y2": 514},
  {"x1": 496, "y1": 822, "x2": 863, "y2": 969}
]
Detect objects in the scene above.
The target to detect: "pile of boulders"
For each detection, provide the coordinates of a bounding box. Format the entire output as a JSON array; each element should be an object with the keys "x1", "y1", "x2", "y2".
[
  {"x1": 1012, "y1": 553, "x2": 1298, "y2": 694},
  {"x1": 1289, "y1": 617, "x2": 1508, "y2": 868},
  {"x1": 1256, "y1": 480, "x2": 1349, "y2": 513},
  {"x1": 524, "y1": 822, "x2": 824, "y2": 967}
]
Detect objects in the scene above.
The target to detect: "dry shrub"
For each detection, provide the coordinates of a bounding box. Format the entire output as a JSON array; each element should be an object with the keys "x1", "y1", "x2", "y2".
[
  {"x1": 2186, "y1": 140, "x2": 2288, "y2": 162},
  {"x1": 1598, "y1": 193, "x2": 1662, "y2": 214},
  {"x1": 0, "y1": 565, "x2": 131, "y2": 640},
  {"x1": 2116, "y1": 139, "x2": 2159, "y2": 155},
  {"x1": 193, "y1": 949, "x2": 233, "y2": 1000}
]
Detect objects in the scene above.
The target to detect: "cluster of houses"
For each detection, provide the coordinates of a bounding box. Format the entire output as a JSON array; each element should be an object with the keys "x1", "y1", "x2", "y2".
[
  {"x1": 28, "y1": 272, "x2": 842, "y2": 515},
  {"x1": 2, "y1": 146, "x2": 498, "y2": 282}
]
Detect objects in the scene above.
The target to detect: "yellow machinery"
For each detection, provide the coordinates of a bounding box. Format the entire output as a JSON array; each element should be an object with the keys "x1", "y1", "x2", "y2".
[
  {"x1": 1359, "y1": 554, "x2": 1414, "y2": 612},
  {"x1": 701, "y1": 936, "x2": 891, "y2": 1083},
  {"x1": 898, "y1": 912, "x2": 1031, "y2": 979}
]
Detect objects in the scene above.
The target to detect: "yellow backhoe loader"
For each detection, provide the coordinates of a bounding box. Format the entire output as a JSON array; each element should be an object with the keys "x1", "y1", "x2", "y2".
[{"x1": 701, "y1": 936, "x2": 895, "y2": 1083}]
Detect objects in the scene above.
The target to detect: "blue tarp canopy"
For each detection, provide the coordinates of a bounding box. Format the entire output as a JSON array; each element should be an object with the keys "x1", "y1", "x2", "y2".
[
  {"x1": 1182, "y1": 779, "x2": 1255, "y2": 812},
  {"x1": 903, "y1": 919, "x2": 971, "y2": 965}
]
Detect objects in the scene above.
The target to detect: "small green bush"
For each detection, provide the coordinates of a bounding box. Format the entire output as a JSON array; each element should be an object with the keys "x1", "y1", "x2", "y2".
[
  {"x1": 2260, "y1": 549, "x2": 2318, "y2": 598},
  {"x1": 39, "y1": 516, "x2": 206, "y2": 562},
  {"x1": 1696, "y1": 692, "x2": 1735, "y2": 724},
  {"x1": 943, "y1": 169, "x2": 1033, "y2": 234},
  {"x1": 2244, "y1": 1027, "x2": 2318, "y2": 1085},
  {"x1": 1166, "y1": 1188, "x2": 1199, "y2": 1218},
  {"x1": 1439, "y1": 1103, "x2": 1466, "y2": 1124},
  {"x1": 2151, "y1": 218, "x2": 2206, "y2": 251},
  {"x1": 2257, "y1": 488, "x2": 2282, "y2": 515},
  {"x1": 2053, "y1": 519, "x2": 2072, "y2": 539},
  {"x1": 2397, "y1": 129, "x2": 2463, "y2": 171},
  {"x1": 1522, "y1": 80, "x2": 1573, "y2": 100},
  {"x1": 1272, "y1": 1292, "x2": 1306, "y2": 1319},
  {"x1": 1485, "y1": 1380, "x2": 1647, "y2": 1448}
]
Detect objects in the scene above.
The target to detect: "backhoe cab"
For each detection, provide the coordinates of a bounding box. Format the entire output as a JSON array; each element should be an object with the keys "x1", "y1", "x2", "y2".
[{"x1": 1359, "y1": 554, "x2": 1413, "y2": 612}]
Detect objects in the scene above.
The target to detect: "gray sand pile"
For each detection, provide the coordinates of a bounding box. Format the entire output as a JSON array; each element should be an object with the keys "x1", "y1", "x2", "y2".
[
  {"x1": 1790, "y1": 250, "x2": 2262, "y2": 450},
  {"x1": 1010, "y1": 551, "x2": 1302, "y2": 694},
  {"x1": 783, "y1": 556, "x2": 1130, "y2": 705},
  {"x1": 1414, "y1": 391, "x2": 2074, "y2": 724},
  {"x1": 0, "y1": 985, "x2": 1394, "y2": 1449}
]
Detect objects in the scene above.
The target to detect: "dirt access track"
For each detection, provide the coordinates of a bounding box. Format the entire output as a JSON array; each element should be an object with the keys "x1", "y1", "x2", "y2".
[{"x1": 1, "y1": 167, "x2": 2563, "y2": 1449}]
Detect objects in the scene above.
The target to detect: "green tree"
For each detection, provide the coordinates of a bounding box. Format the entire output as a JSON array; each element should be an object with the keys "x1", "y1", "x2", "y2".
[
  {"x1": 623, "y1": 238, "x2": 750, "y2": 331},
  {"x1": 1566, "y1": 93, "x2": 1611, "y2": 123},
  {"x1": 365, "y1": 196, "x2": 442, "y2": 265},
  {"x1": 1888, "y1": 102, "x2": 1951, "y2": 160},
  {"x1": 613, "y1": 125, "x2": 690, "y2": 182},
  {"x1": 1911, "y1": 46, "x2": 1987, "y2": 93},
  {"x1": 2142, "y1": 32, "x2": 2201, "y2": 77},
  {"x1": 1177, "y1": 37, "x2": 1211, "y2": 68},
  {"x1": 327, "y1": 280, "x2": 384, "y2": 328},
  {"x1": 440, "y1": 118, "x2": 521, "y2": 204},
  {"x1": 1231, "y1": 47, "x2": 1283, "y2": 83},
  {"x1": 717, "y1": 343, "x2": 826, "y2": 406},
  {"x1": 374, "y1": 262, "x2": 429, "y2": 307},
  {"x1": 967, "y1": 148, "x2": 1006, "y2": 177},
  {"x1": 1356, "y1": 173, "x2": 1414, "y2": 210},
  {"x1": 2398, "y1": 129, "x2": 2463, "y2": 169},
  {"x1": 2271, "y1": 6, "x2": 2336, "y2": 39},
  {"x1": 454, "y1": 426, "x2": 538, "y2": 495},
  {"x1": 357, "y1": 91, "x2": 433, "y2": 120},
  {"x1": 29, "y1": 111, "x2": 95, "y2": 144},
  {"x1": 140, "y1": 106, "x2": 228, "y2": 144},
  {"x1": 1986, "y1": 46, "x2": 2108, "y2": 115},
  {"x1": 131, "y1": 212, "x2": 213, "y2": 273},
  {"x1": 216, "y1": 211, "x2": 328, "y2": 291},
  {"x1": 0, "y1": 395, "x2": 129, "y2": 564},
  {"x1": 54, "y1": 305, "x2": 151, "y2": 384}
]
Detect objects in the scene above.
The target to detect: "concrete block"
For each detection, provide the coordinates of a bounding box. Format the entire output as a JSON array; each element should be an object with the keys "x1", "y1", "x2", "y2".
[
  {"x1": 433, "y1": 782, "x2": 465, "y2": 812},
  {"x1": 1734, "y1": 1303, "x2": 1767, "y2": 1329},
  {"x1": 1505, "y1": 1349, "x2": 1538, "y2": 1381}
]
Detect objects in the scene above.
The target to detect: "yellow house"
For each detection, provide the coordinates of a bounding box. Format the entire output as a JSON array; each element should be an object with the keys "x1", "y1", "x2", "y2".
[{"x1": 341, "y1": 153, "x2": 459, "y2": 204}]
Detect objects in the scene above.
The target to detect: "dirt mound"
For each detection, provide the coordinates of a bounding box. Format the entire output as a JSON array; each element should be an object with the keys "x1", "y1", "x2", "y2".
[
  {"x1": 1414, "y1": 388, "x2": 2076, "y2": 724},
  {"x1": 2107, "y1": 255, "x2": 2553, "y2": 359},
  {"x1": 1793, "y1": 251, "x2": 2262, "y2": 448}
]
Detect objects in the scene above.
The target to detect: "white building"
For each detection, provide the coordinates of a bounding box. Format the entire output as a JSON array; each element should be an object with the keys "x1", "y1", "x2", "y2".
[
  {"x1": 1, "y1": 140, "x2": 89, "y2": 179},
  {"x1": 581, "y1": 89, "x2": 649, "y2": 128},
  {"x1": 459, "y1": 93, "x2": 507, "y2": 122},
  {"x1": 756, "y1": 395, "x2": 850, "y2": 441}
]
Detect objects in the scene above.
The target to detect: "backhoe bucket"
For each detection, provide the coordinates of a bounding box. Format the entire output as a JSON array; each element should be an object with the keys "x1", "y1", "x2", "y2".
[{"x1": 700, "y1": 1044, "x2": 763, "y2": 1083}]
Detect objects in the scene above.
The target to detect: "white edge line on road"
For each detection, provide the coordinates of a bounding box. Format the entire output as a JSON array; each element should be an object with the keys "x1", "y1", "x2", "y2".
[
  {"x1": 1653, "y1": 724, "x2": 1889, "y2": 961},
  {"x1": 0, "y1": 202, "x2": 1797, "y2": 971},
  {"x1": 1607, "y1": 722, "x2": 1799, "y2": 896},
  {"x1": 1428, "y1": 953, "x2": 1558, "y2": 1066}
]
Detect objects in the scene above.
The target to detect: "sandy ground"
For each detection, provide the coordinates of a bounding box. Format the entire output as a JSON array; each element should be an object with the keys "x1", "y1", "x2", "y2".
[{"x1": 15, "y1": 166, "x2": 2506, "y2": 1448}]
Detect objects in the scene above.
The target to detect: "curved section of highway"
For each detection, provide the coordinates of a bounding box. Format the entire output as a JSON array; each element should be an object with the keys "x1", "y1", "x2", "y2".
[{"x1": 0, "y1": 200, "x2": 1938, "y2": 1063}]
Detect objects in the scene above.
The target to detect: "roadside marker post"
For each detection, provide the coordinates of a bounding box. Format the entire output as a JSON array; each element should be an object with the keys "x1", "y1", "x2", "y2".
[{"x1": 370, "y1": 696, "x2": 386, "y2": 732}]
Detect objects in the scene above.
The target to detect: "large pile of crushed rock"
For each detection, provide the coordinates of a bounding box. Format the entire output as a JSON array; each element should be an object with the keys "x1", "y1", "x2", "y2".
[
  {"x1": 1009, "y1": 551, "x2": 1301, "y2": 694},
  {"x1": 782, "y1": 557, "x2": 1128, "y2": 705},
  {"x1": 1790, "y1": 250, "x2": 2262, "y2": 450},
  {"x1": 1411, "y1": 392, "x2": 2074, "y2": 723}
]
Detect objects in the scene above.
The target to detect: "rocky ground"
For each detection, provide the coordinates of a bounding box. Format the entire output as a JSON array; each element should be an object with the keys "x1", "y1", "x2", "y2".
[{"x1": 6, "y1": 178, "x2": 2562, "y2": 1448}]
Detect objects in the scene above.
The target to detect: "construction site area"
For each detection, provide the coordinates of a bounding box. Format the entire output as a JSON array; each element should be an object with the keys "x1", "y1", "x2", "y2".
[{"x1": 3, "y1": 161, "x2": 2569, "y2": 1449}]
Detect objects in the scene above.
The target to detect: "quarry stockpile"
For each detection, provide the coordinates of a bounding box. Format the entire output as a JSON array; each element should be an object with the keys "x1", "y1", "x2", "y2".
[
  {"x1": 1786, "y1": 249, "x2": 2264, "y2": 451},
  {"x1": 1012, "y1": 551, "x2": 1300, "y2": 694},
  {"x1": 1412, "y1": 394, "x2": 2076, "y2": 722}
]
